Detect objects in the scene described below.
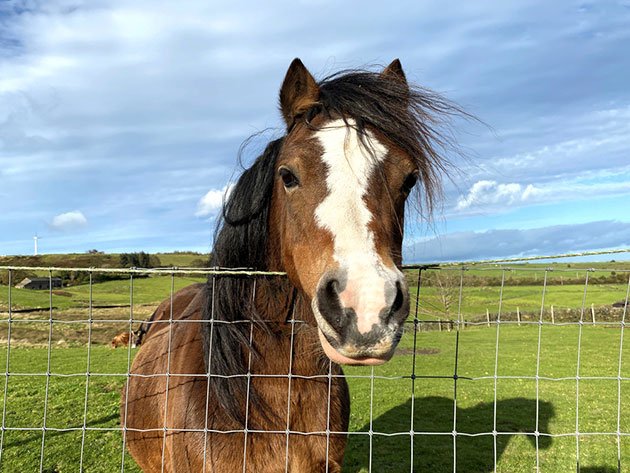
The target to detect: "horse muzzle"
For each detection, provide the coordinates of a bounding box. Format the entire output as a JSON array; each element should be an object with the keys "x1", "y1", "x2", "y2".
[{"x1": 312, "y1": 269, "x2": 410, "y2": 365}]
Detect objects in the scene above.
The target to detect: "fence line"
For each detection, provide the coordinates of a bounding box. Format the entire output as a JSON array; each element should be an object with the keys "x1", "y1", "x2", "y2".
[{"x1": 0, "y1": 251, "x2": 629, "y2": 471}]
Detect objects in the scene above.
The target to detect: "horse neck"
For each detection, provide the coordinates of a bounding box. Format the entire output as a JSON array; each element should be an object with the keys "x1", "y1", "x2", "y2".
[
  {"x1": 252, "y1": 238, "x2": 315, "y2": 326},
  {"x1": 250, "y1": 279, "x2": 325, "y2": 381},
  {"x1": 251, "y1": 277, "x2": 315, "y2": 327}
]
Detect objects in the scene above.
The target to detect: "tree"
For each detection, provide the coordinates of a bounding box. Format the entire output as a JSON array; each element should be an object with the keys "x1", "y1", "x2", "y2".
[
  {"x1": 0, "y1": 269, "x2": 33, "y2": 286},
  {"x1": 433, "y1": 272, "x2": 461, "y2": 317},
  {"x1": 119, "y1": 252, "x2": 160, "y2": 268}
]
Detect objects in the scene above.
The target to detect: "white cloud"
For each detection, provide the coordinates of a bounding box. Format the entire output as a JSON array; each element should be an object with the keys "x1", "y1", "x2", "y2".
[
  {"x1": 195, "y1": 184, "x2": 234, "y2": 217},
  {"x1": 50, "y1": 210, "x2": 88, "y2": 231},
  {"x1": 448, "y1": 167, "x2": 630, "y2": 216},
  {"x1": 456, "y1": 180, "x2": 542, "y2": 211}
]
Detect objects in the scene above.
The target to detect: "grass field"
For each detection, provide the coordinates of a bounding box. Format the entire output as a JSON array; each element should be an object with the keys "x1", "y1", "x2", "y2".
[
  {"x1": 0, "y1": 275, "x2": 206, "y2": 311},
  {"x1": 0, "y1": 270, "x2": 627, "y2": 314},
  {"x1": 0, "y1": 272, "x2": 627, "y2": 349},
  {"x1": 0, "y1": 324, "x2": 629, "y2": 472},
  {"x1": 0, "y1": 261, "x2": 628, "y2": 471}
]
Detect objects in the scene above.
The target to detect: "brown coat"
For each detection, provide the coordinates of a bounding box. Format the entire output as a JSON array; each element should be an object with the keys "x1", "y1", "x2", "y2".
[{"x1": 122, "y1": 284, "x2": 349, "y2": 472}]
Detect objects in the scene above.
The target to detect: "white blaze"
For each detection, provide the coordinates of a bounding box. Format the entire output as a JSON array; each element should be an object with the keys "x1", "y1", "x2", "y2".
[{"x1": 314, "y1": 119, "x2": 401, "y2": 334}]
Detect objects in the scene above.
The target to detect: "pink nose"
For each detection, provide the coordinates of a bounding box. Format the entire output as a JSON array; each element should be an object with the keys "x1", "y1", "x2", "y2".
[
  {"x1": 315, "y1": 270, "x2": 408, "y2": 356},
  {"x1": 338, "y1": 278, "x2": 399, "y2": 334}
]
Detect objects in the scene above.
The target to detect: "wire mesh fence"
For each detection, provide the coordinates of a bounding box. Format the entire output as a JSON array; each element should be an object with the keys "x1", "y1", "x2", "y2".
[{"x1": 0, "y1": 255, "x2": 629, "y2": 472}]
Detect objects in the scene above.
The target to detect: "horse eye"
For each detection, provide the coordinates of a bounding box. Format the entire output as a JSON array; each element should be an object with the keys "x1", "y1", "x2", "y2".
[
  {"x1": 278, "y1": 167, "x2": 299, "y2": 189},
  {"x1": 401, "y1": 172, "x2": 419, "y2": 194}
]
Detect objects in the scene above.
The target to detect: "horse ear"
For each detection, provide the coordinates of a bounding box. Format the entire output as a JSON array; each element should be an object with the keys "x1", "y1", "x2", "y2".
[
  {"x1": 279, "y1": 58, "x2": 320, "y2": 129},
  {"x1": 382, "y1": 59, "x2": 408, "y2": 87}
]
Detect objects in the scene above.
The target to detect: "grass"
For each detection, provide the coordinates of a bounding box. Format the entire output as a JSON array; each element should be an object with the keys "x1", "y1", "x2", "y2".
[
  {"x1": 428, "y1": 260, "x2": 630, "y2": 280},
  {"x1": 0, "y1": 347, "x2": 136, "y2": 472},
  {"x1": 0, "y1": 325, "x2": 628, "y2": 472},
  {"x1": 1, "y1": 274, "x2": 627, "y2": 315},
  {"x1": 0, "y1": 261, "x2": 627, "y2": 471},
  {"x1": 0, "y1": 276, "x2": 207, "y2": 347},
  {"x1": 0, "y1": 276, "x2": 206, "y2": 311},
  {"x1": 2, "y1": 275, "x2": 627, "y2": 348},
  {"x1": 414, "y1": 282, "x2": 629, "y2": 319},
  {"x1": 154, "y1": 252, "x2": 209, "y2": 267},
  {"x1": 343, "y1": 324, "x2": 630, "y2": 472}
]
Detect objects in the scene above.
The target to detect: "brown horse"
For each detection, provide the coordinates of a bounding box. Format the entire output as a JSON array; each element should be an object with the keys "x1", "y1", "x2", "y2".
[{"x1": 122, "y1": 58, "x2": 460, "y2": 472}]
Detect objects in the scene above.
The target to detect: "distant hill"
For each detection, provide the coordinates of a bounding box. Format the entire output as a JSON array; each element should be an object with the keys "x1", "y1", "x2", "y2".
[
  {"x1": 155, "y1": 251, "x2": 211, "y2": 267},
  {"x1": 0, "y1": 251, "x2": 211, "y2": 269}
]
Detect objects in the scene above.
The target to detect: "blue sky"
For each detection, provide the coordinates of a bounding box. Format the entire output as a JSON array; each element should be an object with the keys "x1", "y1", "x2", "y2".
[{"x1": 0, "y1": 0, "x2": 629, "y2": 262}]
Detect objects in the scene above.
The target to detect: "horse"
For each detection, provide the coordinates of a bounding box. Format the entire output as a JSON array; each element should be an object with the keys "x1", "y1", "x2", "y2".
[
  {"x1": 122, "y1": 58, "x2": 461, "y2": 472},
  {"x1": 111, "y1": 331, "x2": 131, "y2": 348}
]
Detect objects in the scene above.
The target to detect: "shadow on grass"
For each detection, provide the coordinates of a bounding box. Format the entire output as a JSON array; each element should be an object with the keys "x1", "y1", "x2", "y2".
[
  {"x1": 343, "y1": 396, "x2": 555, "y2": 472},
  {"x1": 2, "y1": 412, "x2": 120, "y2": 449}
]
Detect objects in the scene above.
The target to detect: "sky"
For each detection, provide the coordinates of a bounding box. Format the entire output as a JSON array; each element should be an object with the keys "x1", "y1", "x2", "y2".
[{"x1": 0, "y1": 0, "x2": 629, "y2": 262}]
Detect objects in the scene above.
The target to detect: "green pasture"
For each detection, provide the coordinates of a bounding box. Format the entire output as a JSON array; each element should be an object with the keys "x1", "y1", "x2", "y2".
[
  {"x1": 0, "y1": 268, "x2": 627, "y2": 350},
  {"x1": 0, "y1": 261, "x2": 628, "y2": 471},
  {"x1": 414, "y1": 281, "x2": 629, "y2": 321},
  {"x1": 0, "y1": 274, "x2": 627, "y2": 317},
  {"x1": 427, "y1": 260, "x2": 630, "y2": 281},
  {"x1": 0, "y1": 325, "x2": 629, "y2": 472},
  {"x1": 0, "y1": 276, "x2": 206, "y2": 312}
]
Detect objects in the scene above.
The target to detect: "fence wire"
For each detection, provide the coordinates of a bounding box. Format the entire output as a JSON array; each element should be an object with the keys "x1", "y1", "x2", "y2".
[{"x1": 0, "y1": 255, "x2": 629, "y2": 472}]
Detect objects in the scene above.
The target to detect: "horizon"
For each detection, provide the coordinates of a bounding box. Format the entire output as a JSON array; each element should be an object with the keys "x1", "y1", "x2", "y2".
[{"x1": 2, "y1": 249, "x2": 629, "y2": 266}]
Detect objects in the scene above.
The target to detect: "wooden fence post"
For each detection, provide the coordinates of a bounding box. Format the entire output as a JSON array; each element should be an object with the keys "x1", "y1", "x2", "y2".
[
  {"x1": 517, "y1": 306, "x2": 521, "y2": 326},
  {"x1": 591, "y1": 303, "x2": 595, "y2": 324},
  {"x1": 551, "y1": 305, "x2": 555, "y2": 324},
  {"x1": 486, "y1": 308, "x2": 490, "y2": 327}
]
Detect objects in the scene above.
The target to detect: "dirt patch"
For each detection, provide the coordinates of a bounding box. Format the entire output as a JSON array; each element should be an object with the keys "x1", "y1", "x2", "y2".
[{"x1": 52, "y1": 290, "x2": 73, "y2": 297}]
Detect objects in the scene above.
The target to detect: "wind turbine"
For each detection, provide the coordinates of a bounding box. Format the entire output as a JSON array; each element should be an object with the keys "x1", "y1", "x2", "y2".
[{"x1": 34, "y1": 234, "x2": 41, "y2": 256}]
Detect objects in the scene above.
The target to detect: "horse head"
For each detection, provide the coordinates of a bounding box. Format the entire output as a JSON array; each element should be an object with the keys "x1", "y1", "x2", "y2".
[
  {"x1": 213, "y1": 59, "x2": 459, "y2": 369},
  {"x1": 264, "y1": 59, "x2": 406, "y2": 365},
  {"x1": 262, "y1": 58, "x2": 455, "y2": 365}
]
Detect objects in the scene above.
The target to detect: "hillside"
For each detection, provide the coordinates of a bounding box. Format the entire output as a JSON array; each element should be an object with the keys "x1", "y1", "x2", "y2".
[{"x1": 0, "y1": 251, "x2": 211, "y2": 268}]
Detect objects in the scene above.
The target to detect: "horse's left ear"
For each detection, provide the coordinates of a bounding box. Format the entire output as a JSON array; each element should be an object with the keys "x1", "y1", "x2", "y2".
[
  {"x1": 279, "y1": 58, "x2": 320, "y2": 130},
  {"x1": 382, "y1": 59, "x2": 408, "y2": 87}
]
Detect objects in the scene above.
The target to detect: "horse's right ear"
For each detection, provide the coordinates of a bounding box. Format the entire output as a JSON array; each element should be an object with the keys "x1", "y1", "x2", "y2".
[
  {"x1": 279, "y1": 58, "x2": 320, "y2": 130},
  {"x1": 382, "y1": 59, "x2": 408, "y2": 86}
]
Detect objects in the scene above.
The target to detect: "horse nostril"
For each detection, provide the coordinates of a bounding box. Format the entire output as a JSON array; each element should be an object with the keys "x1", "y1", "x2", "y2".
[
  {"x1": 390, "y1": 281, "x2": 404, "y2": 315},
  {"x1": 326, "y1": 278, "x2": 340, "y2": 297},
  {"x1": 317, "y1": 277, "x2": 347, "y2": 334}
]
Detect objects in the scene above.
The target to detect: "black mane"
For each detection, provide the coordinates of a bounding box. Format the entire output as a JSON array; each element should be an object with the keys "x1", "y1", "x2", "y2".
[
  {"x1": 202, "y1": 138, "x2": 283, "y2": 426},
  {"x1": 202, "y1": 68, "x2": 464, "y2": 426}
]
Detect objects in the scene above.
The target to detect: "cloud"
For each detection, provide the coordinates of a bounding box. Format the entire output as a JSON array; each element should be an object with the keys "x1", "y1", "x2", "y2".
[
  {"x1": 449, "y1": 103, "x2": 630, "y2": 197},
  {"x1": 404, "y1": 220, "x2": 630, "y2": 262},
  {"x1": 456, "y1": 180, "x2": 542, "y2": 211},
  {"x1": 447, "y1": 167, "x2": 630, "y2": 217},
  {"x1": 195, "y1": 184, "x2": 233, "y2": 217},
  {"x1": 50, "y1": 210, "x2": 88, "y2": 231}
]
